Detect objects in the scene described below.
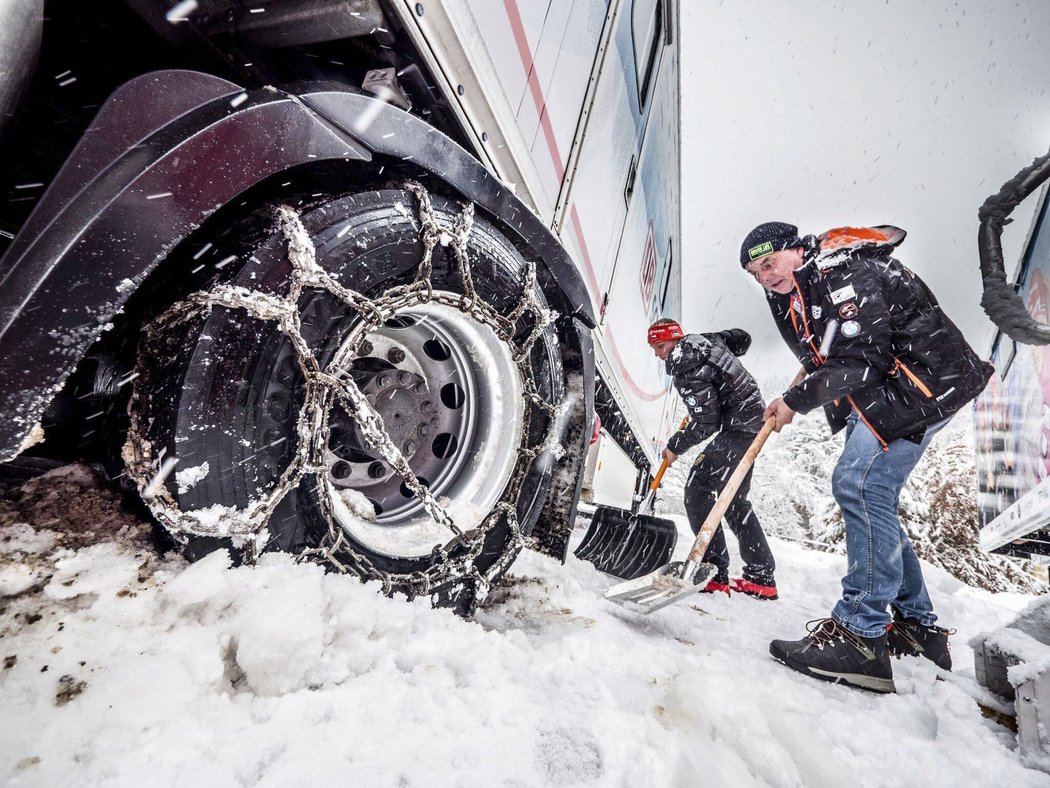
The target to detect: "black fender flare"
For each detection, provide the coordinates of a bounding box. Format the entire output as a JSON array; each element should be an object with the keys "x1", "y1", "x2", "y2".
[{"x1": 0, "y1": 69, "x2": 595, "y2": 461}]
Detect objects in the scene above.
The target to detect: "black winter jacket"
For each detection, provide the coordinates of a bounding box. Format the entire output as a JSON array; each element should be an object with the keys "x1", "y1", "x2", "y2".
[
  {"x1": 770, "y1": 226, "x2": 994, "y2": 446},
  {"x1": 665, "y1": 330, "x2": 765, "y2": 455}
]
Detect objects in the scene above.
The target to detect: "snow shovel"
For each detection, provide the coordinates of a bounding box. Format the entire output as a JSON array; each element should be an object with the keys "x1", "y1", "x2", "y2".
[
  {"x1": 603, "y1": 416, "x2": 778, "y2": 612},
  {"x1": 604, "y1": 369, "x2": 805, "y2": 613},
  {"x1": 574, "y1": 419, "x2": 687, "y2": 580}
]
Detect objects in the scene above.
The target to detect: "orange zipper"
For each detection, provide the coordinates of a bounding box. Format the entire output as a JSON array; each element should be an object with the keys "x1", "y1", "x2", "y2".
[
  {"x1": 789, "y1": 274, "x2": 823, "y2": 367},
  {"x1": 894, "y1": 358, "x2": 934, "y2": 398},
  {"x1": 847, "y1": 395, "x2": 889, "y2": 451}
]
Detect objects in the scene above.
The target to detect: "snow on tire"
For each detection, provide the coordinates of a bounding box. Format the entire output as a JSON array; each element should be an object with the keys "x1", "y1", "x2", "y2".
[{"x1": 123, "y1": 184, "x2": 568, "y2": 610}]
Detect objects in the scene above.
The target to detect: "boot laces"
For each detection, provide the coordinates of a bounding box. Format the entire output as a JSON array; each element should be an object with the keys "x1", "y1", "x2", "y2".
[
  {"x1": 805, "y1": 618, "x2": 870, "y2": 652},
  {"x1": 896, "y1": 619, "x2": 956, "y2": 655},
  {"x1": 896, "y1": 618, "x2": 957, "y2": 642},
  {"x1": 890, "y1": 621, "x2": 923, "y2": 653}
]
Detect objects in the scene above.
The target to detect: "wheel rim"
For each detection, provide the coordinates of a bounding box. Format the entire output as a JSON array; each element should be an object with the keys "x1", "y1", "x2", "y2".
[
  {"x1": 322, "y1": 296, "x2": 524, "y2": 558},
  {"x1": 124, "y1": 185, "x2": 566, "y2": 602}
]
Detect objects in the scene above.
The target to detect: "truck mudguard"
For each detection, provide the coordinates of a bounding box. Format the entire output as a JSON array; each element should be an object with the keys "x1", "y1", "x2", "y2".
[{"x1": 0, "y1": 69, "x2": 595, "y2": 461}]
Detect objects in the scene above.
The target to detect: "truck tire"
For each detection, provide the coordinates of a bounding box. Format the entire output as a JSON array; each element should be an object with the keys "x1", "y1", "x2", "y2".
[{"x1": 123, "y1": 185, "x2": 566, "y2": 609}]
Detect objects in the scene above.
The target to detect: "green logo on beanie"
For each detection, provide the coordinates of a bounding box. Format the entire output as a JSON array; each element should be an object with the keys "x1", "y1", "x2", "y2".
[{"x1": 748, "y1": 241, "x2": 774, "y2": 260}]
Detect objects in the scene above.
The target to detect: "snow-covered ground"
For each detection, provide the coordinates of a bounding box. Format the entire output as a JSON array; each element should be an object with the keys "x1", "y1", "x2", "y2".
[{"x1": 1, "y1": 488, "x2": 1046, "y2": 787}]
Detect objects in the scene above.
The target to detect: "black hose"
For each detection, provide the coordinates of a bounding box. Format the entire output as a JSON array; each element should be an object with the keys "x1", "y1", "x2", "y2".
[{"x1": 978, "y1": 151, "x2": 1050, "y2": 345}]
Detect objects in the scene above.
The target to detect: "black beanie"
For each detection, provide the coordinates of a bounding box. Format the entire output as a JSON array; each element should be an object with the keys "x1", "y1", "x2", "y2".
[{"x1": 739, "y1": 222, "x2": 802, "y2": 267}]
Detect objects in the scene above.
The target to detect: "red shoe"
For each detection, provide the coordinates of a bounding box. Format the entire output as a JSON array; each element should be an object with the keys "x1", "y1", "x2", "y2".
[
  {"x1": 730, "y1": 577, "x2": 778, "y2": 600},
  {"x1": 699, "y1": 580, "x2": 732, "y2": 596}
]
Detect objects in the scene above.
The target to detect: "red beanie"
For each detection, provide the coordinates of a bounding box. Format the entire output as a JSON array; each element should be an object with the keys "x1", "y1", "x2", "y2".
[{"x1": 647, "y1": 320, "x2": 684, "y2": 345}]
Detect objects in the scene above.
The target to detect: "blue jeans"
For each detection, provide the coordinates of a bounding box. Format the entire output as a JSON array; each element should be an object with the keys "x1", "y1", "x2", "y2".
[{"x1": 830, "y1": 415, "x2": 949, "y2": 638}]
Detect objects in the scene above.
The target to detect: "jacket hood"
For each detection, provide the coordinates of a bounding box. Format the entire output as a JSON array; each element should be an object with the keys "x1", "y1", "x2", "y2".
[
  {"x1": 811, "y1": 225, "x2": 907, "y2": 269},
  {"x1": 665, "y1": 333, "x2": 713, "y2": 377},
  {"x1": 715, "y1": 328, "x2": 753, "y2": 357}
]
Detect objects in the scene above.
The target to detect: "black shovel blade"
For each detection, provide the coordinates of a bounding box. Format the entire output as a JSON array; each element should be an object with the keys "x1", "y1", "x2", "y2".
[
  {"x1": 574, "y1": 506, "x2": 629, "y2": 563},
  {"x1": 574, "y1": 505, "x2": 678, "y2": 580}
]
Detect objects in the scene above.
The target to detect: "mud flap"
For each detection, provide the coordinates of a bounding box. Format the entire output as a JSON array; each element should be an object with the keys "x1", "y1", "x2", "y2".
[{"x1": 574, "y1": 505, "x2": 677, "y2": 580}]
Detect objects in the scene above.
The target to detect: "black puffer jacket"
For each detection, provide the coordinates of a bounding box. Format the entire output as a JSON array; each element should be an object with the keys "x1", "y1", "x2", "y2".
[
  {"x1": 769, "y1": 226, "x2": 994, "y2": 446},
  {"x1": 665, "y1": 330, "x2": 765, "y2": 455}
]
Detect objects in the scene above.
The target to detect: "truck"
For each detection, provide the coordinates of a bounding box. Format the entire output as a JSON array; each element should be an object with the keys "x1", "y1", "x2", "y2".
[
  {"x1": 971, "y1": 152, "x2": 1050, "y2": 768},
  {"x1": 975, "y1": 172, "x2": 1050, "y2": 563},
  {"x1": 0, "y1": 0, "x2": 682, "y2": 612}
]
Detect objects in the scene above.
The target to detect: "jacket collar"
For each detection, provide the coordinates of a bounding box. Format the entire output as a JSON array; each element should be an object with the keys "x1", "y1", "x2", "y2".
[{"x1": 790, "y1": 258, "x2": 817, "y2": 290}]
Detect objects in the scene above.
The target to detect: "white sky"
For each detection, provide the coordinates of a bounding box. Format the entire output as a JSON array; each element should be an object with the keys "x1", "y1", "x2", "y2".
[{"x1": 681, "y1": 0, "x2": 1050, "y2": 389}]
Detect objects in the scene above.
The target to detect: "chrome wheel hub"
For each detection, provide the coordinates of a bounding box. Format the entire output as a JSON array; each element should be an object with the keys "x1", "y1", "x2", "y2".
[{"x1": 323, "y1": 297, "x2": 524, "y2": 557}]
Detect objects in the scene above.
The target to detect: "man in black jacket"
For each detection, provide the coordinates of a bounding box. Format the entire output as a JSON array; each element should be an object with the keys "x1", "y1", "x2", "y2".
[
  {"x1": 648, "y1": 319, "x2": 778, "y2": 598},
  {"x1": 741, "y1": 221, "x2": 994, "y2": 693}
]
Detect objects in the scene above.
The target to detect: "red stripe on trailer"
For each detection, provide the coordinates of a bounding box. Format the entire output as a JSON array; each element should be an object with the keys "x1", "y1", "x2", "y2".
[
  {"x1": 504, "y1": 0, "x2": 600, "y2": 297},
  {"x1": 568, "y1": 205, "x2": 603, "y2": 302},
  {"x1": 503, "y1": 0, "x2": 566, "y2": 180},
  {"x1": 606, "y1": 329, "x2": 669, "y2": 401},
  {"x1": 504, "y1": 0, "x2": 667, "y2": 403}
]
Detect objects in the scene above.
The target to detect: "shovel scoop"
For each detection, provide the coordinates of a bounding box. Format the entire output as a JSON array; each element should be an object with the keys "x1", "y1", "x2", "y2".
[
  {"x1": 604, "y1": 415, "x2": 779, "y2": 614},
  {"x1": 601, "y1": 560, "x2": 718, "y2": 613},
  {"x1": 573, "y1": 506, "x2": 677, "y2": 579}
]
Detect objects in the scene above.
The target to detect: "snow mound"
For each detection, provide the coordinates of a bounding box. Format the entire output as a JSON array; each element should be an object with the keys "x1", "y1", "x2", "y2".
[{"x1": 0, "y1": 515, "x2": 1044, "y2": 785}]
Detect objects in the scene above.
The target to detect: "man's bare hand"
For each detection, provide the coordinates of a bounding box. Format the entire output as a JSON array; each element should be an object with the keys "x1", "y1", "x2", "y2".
[
  {"x1": 763, "y1": 397, "x2": 796, "y2": 432},
  {"x1": 662, "y1": 447, "x2": 678, "y2": 466}
]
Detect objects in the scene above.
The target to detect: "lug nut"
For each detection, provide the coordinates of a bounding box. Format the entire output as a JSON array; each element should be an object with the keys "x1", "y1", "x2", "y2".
[
  {"x1": 418, "y1": 424, "x2": 431, "y2": 437},
  {"x1": 397, "y1": 371, "x2": 414, "y2": 385},
  {"x1": 403, "y1": 440, "x2": 418, "y2": 455},
  {"x1": 387, "y1": 347, "x2": 406, "y2": 364},
  {"x1": 367, "y1": 462, "x2": 386, "y2": 479},
  {"x1": 421, "y1": 400, "x2": 434, "y2": 415},
  {"x1": 359, "y1": 340, "x2": 374, "y2": 356}
]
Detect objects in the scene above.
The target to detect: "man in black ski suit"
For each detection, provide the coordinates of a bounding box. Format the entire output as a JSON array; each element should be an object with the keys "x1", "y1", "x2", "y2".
[
  {"x1": 648, "y1": 318, "x2": 778, "y2": 599},
  {"x1": 741, "y1": 221, "x2": 994, "y2": 693}
]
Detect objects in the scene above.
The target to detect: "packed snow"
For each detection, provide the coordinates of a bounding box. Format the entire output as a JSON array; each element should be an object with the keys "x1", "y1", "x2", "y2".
[
  {"x1": 1, "y1": 452, "x2": 1047, "y2": 786},
  {"x1": 175, "y1": 461, "x2": 210, "y2": 495}
]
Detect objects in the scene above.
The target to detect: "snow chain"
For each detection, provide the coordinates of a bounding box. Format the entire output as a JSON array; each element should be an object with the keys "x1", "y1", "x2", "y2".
[{"x1": 124, "y1": 181, "x2": 565, "y2": 602}]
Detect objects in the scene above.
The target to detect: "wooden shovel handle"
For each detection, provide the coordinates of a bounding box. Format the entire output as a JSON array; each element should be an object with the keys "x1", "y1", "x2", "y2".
[{"x1": 685, "y1": 368, "x2": 806, "y2": 564}]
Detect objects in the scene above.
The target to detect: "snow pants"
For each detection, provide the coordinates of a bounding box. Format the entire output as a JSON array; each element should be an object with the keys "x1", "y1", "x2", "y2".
[{"x1": 683, "y1": 429, "x2": 776, "y2": 586}]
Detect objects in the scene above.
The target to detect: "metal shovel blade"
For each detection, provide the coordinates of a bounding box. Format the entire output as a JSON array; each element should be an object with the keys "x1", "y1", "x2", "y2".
[
  {"x1": 604, "y1": 561, "x2": 718, "y2": 614},
  {"x1": 574, "y1": 506, "x2": 677, "y2": 580}
]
